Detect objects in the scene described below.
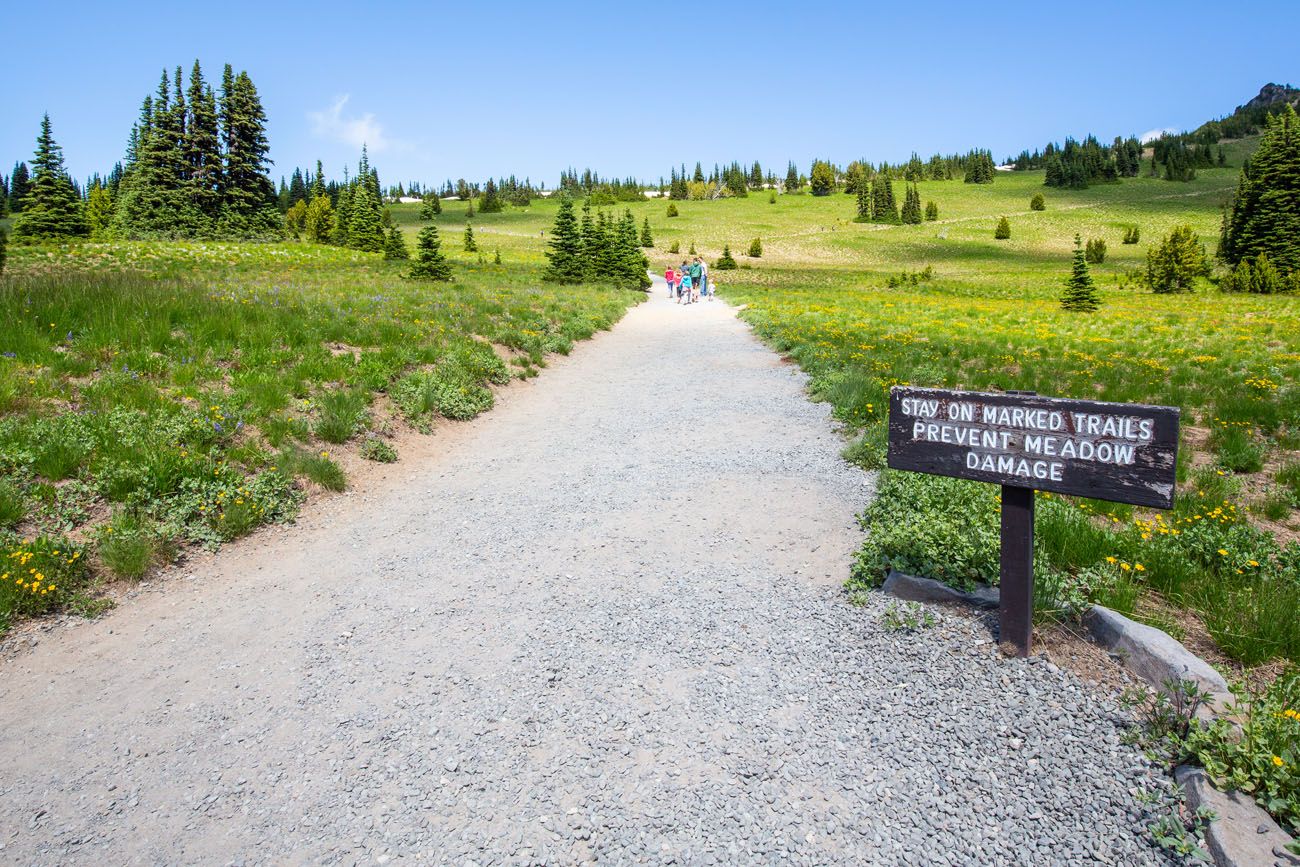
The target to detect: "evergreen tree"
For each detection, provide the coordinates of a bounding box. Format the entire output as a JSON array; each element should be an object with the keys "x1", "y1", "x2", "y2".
[
  {"x1": 714, "y1": 244, "x2": 738, "y2": 269},
  {"x1": 184, "y1": 60, "x2": 222, "y2": 219},
  {"x1": 8, "y1": 162, "x2": 30, "y2": 212},
  {"x1": 666, "y1": 202, "x2": 678, "y2": 217},
  {"x1": 785, "y1": 161, "x2": 799, "y2": 192},
  {"x1": 218, "y1": 68, "x2": 279, "y2": 236},
  {"x1": 924, "y1": 200, "x2": 939, "y2": 221},
  {"x1": 288, "y1": 167, "x2": 308, "y2": 206},
  {"x1": 640, "y1": 217, "x2": 654, "y2": 247},
  {"x1": 994, "y1": 216, "x2": 1011, "y2": 239},
  {"x1": 1146, "y1": 225, "x2": 1209, "y2": 293},
  {"x1": 463, "y1": 221, "x2": 477, "y2": 252},
  {"x1": 419, "y1": 191, "x2": 441, "y2": 219},
  {"x1": 304, "y1": 194, "x2": 335, "y2": 243},
  {"x1": 688, "y1": 240, "x2": 697, "y2": 255},
  {"x1": 1122, "y1": 225, "x2": 1141, "y2": 245},
  {"x1": 900, "y1": 184, "x2": 922, "y2": 224},
  {"x1": 1219, "y1": 105, "x2": 1300, "y2": 274},
  {"x1": 347, "y1": 163, "x2": 385, "y2": 252},
  {"x1": 494, "y1": 249, "x2": 502, "y2": 265},
  {"x1": 12, "y1": 114, "x2": 88, "y2": 240},
  {"x1": 854, "y1": 183, "x2": 871, "y2": 222},
  {"x1": 614, "y1": 209, "x2": 651, "y2": 288},
  {"x1": 542, "y1": 197, "x2": 584, "y2": 283},
  {"x1": 478, "y1": 177, "x2": 503, "y2": 213},
  {"x1": 809, "y1": 160, "x2": 835, "y2": 196},
  {"x1": 870, "y1": 175, "x2": 898, "y2": 224},
  {"x1": 1084, "y1": 238, "x2": 1106, "y2": 264},
  {"x1": 311, "y1": 160, "x2": 326, "y2": 199},
  {"x1": 85, "y1": 180, "x2": 115, "y2": 239},
  {"x1": 409, "y1": 224, "x2": 452, "y2": 280},
  {"x1": 748, "y1": 237, "x2": 763, "y2": 257},
  {"x1": 1030, "y1": 193, "x2": 1045, "y2": 211},
  {"x1": 693, "y1": 162, "x2": 704, "y2": 183},
  {"x1": 1061, "y1": 235, "x2": 1100, "y2": 312},
  {"x1": 332, "y1": 180, "x2": 353, "y2": 245},
  {"x1": 384, "y1": 225, "x2": 409, "y2": 260}
]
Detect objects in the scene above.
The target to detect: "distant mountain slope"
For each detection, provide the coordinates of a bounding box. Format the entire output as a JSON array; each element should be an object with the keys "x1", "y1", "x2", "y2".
[{"x1": 1196, "y1": 82, "x2": 1299, "y2": 140}]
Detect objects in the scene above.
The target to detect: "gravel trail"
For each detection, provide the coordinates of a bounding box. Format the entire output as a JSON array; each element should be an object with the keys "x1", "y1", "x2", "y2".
[{"x1": 0, "y1": 280, "x2": 1174, "y2": 865}]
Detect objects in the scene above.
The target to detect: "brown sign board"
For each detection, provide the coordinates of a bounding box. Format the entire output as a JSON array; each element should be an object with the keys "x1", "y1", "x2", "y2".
[{"x1": 887, "y1": 386, "x2": 1180, "y2": 509}]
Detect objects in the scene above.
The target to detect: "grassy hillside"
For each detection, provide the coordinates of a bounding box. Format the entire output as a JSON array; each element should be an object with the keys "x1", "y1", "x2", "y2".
[
  {"x1": 0, "y1": 241, "x2": 637, "y2": 632},
  {"x1": 391, "y1": 139, "x2": 1298, "y2": 665}
]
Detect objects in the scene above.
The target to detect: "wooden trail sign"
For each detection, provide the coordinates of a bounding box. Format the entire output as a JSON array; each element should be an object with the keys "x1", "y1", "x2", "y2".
[{"x1": 887, "y1": 386, "x2": 1180, "y2": 656}]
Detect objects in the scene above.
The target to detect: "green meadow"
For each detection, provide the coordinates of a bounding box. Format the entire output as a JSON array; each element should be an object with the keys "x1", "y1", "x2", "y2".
[
  {"x1": 0, "y1": 240, "x2": 635, "y2": 630},
  {"x1": 2, "y1": 138, "x2": 1298, "y2": 669},
  {"x1": 382, "y1": 138, "x2": 1299, "y2": 666}
]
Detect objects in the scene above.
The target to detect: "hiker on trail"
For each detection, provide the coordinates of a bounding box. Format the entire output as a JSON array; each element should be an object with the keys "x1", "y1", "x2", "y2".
[
  {"x1": 699, "y1": 258, "x2": 710, "y2": 299},
  {"x1": 664, "y1": 266, "x2": 676, "y2": 298},
  {"x1": 678, "y1": 260, "x2": 689, "y2": 298},
  {"x1": 688, "y1": 258, "x2": 703, "y2": 303},
  {"x1": 678, "y1": 269, "x2": 692, "y2": 304}
]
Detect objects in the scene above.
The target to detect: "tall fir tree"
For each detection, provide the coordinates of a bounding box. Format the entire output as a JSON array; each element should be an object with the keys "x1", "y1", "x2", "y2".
[
  {"x1": 183, "y1": 59, "x2": 222, "y2": 220},
  {"x1": 419, "y1": 191, "x2": 441, "y2": 219},
  {"x1": 615, "y1": 209, "x2": 651, "y2": 288},
  {"x1": 478, "y1": 177, "x2": 503, "y2": 213},
  {"x1": 463, "y1": 221, "x2": 477, "y2": 252},
  {"x1": 12, "y1": 114, "x2": 88, "y2": 240},
  {"x1": 218, "y1": 68, "x2": 278, "y2": 236},
  {"x1": 1061, "y1": 236, "x2": 1100, "y2": 312},
  {"x1": 409, "y1": 224, "x2": 452, "y2": 280},
  {"x1": 9, "y1": 162, "x2": 31, "y2": 212},
  {"x1": 84, "y1": 180, "x2": 115, "y2": 239},
  {"x1": 900, "y1": 184, "x2": 922, "y2": 224},
  {"x1": 870, "y1": 175, "x2": 898, "y2": 224},
  {"x1": 854, "y1": 183, "x2": 871, "y2": 222},
  {"x1": 1219, "y1": 104, "x2": 1300, "y2": 274},
  {"x1": 542, "y1": 197, "x2": 584, "y2": 283},
  {"x1": 640, "y1": 217, "x2": 654, "y2": 248}
]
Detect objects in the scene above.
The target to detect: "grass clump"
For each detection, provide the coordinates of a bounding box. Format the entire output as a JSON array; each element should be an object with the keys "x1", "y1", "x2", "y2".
[
  {"x1": 96, "y1": 510, "x2": 164, "y2": 580},
  {"x1": 0, "y1": 482, "x2": 26, "y2": 529},
  {"x1": 277, "y1": 448, "x2": 346, "y2": 492},
  {"x1": 314, "y1": 389, "x2": 369, "y2": 444}
]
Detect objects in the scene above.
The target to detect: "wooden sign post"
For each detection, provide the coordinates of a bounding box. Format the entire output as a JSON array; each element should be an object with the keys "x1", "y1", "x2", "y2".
[{"x1": 887, "y1": 386, "x2": 1180, "y2": 657}]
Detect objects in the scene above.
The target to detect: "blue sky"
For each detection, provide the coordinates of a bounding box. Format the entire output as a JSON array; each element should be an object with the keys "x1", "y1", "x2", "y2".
[{"x1": 2, "y1": 0, "x2": 1296, "y2": 187}]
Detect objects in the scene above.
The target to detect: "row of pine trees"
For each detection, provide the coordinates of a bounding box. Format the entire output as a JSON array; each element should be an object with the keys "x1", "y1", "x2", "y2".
[{"x1": 542, "y1": 199, "x2": 650, "y2": 288}]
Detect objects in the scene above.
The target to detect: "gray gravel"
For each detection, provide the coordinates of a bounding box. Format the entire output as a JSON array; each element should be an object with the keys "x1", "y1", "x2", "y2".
[{"x1": 0, "y1": 284, "x2": 1178, "y2": 865}]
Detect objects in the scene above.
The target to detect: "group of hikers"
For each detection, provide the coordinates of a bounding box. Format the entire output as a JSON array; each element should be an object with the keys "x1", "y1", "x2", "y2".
[{"x1": 664, "y1": 257, "x2": 714, "y2": 304}]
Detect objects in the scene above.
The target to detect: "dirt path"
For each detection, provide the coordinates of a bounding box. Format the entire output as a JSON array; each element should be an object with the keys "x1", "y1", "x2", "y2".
[{"x1": 0, "y1": 282, "x2": 1172, "y2": 865}]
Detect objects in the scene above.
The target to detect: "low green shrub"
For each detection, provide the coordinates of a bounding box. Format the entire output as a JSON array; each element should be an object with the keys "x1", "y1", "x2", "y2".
[
  {"x1": 1, "y1": 533, "x2": 88, "y2": 629},
  {"x1": 1189, "y1": 670, "x2": 1299, "y2": 837},
  {"x1": 360, "y1": 438, "x2": 397, "y2": 463}
]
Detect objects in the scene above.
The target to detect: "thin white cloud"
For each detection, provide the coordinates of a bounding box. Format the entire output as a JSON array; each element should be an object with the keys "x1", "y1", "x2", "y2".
[
  {"x1": 1139, "y1": 126, "x2": 1180, "y2": 144},
  {"x1": 309, "y1": 95, "x2": 392, "y2": 152}
]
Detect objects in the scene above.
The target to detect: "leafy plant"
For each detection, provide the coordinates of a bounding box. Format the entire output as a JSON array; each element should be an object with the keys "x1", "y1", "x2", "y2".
[
  {"x1": 1187, "y1": 670, "x2": 1299, "y2": 836},
  {"x1": 882, "y1": 600, "x2": 937, "y2": 632},
  {"x1": 360, "y1": 438, "x2": 397, "y2": 463}
]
